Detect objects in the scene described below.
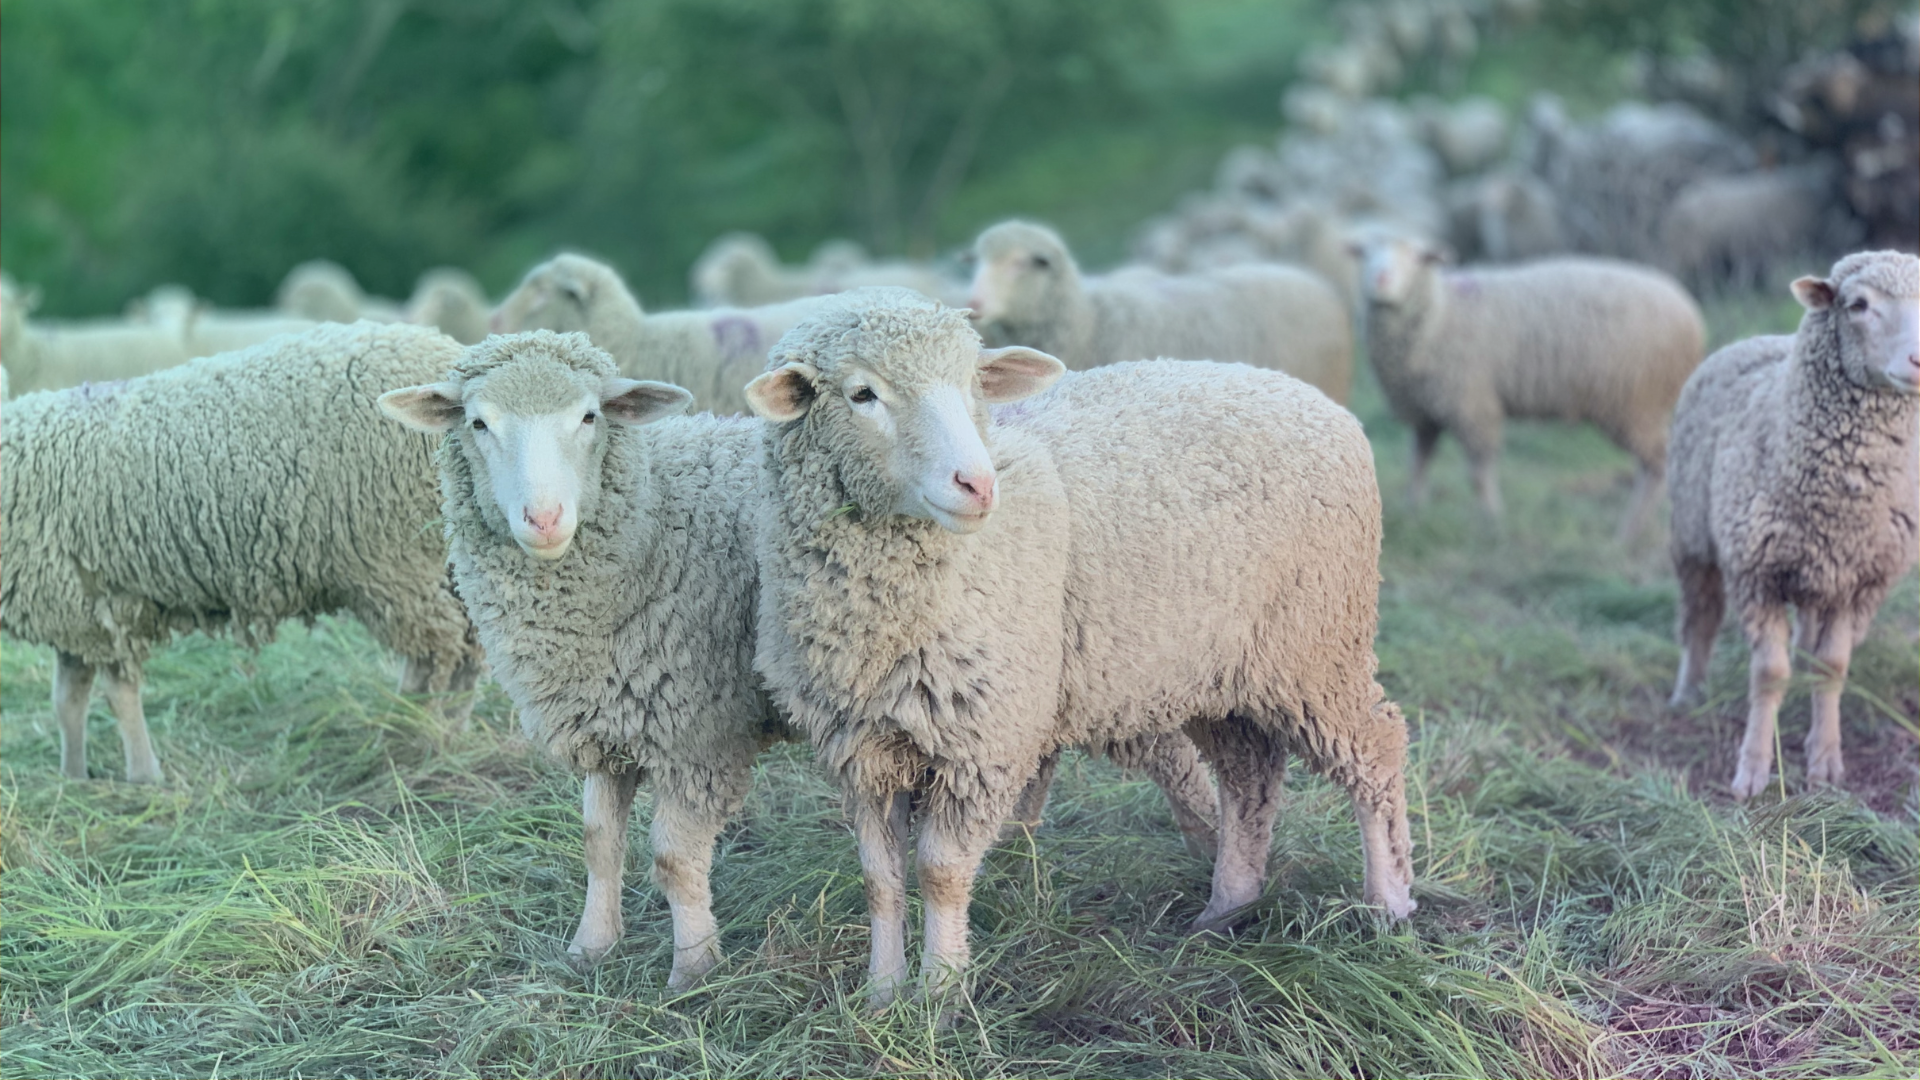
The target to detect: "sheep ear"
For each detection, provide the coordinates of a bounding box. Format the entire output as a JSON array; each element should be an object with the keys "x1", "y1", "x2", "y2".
[
  {"x1": 1791, "y1": 276, "x2": 1835, "y2": 311},
  {"x1": 977, "y1": 346, "x2": 1065, "y2": 403},
  {"x1": 1421, "y1": 244, "x2": 1454, "y2": 266},
  {"x1": 601, "y1": 378, "x2": 692, "y2": 426},
  {"x1": 378, "y1": 383, "x2": 465, "y2": 432},
  {"x1": 1343, "y1": 240, "x2": 1367, "y2": 259},
  {"x1": 744, "y1": 362, "x2": 819, "y2": 421}
]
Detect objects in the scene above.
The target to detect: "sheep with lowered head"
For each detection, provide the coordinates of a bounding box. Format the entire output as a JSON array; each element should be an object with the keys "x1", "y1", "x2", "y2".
[
  {"x1": 1351, "y1": 234, "x2": 1706, "y2": 539},
  {"x1": 380, "y1": 329, "x2": 791, "y2": 990},
  {"x1": 492, "y1": 253, "x2": 837, "y2": 415},
  {"x1": 968, "y1": 219, "x2": 1354, "y2": 404},
  {"x1": 2, "y1": 323, "x2": 484, "y2": 783},
  {"x1": 1668, "y1": 250, "x2": 1919, "y2": 799},
  {"x1": 747, "y1": 289, "x2": 1411, "y2": 1005}
]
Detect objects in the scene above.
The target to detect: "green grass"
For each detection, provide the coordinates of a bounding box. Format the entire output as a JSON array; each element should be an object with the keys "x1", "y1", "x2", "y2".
[{"x1": 3, "y1": 295, "x2": 1916, "y2": 1079}]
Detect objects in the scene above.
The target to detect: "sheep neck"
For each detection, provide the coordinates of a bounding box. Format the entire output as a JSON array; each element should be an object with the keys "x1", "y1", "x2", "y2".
[{"x1": 1775, "y1": 310, "x2": 1920, "y2": 530}]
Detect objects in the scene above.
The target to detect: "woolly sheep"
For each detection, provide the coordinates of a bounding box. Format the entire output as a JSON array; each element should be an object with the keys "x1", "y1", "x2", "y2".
[
  {"x1": 1, "y1": 281, "x2": 194, "y2": 395},
  {"x1": 690, "y1": 233, "x2": 813, "y2": 308},
  {"x1": 1350, "y1": 235, "x2": 1706, "y2": 539},
  {"x1": 1667, "y1": 251, "x2": 1919, "y2": 799},
  {"x1": 1416, "y1": 95, "x2": 1509, "y2": 177},
  {"x1": 129, "y1": 285, "x2": 322, "y2": 358},
  {"x1": 745, "y1": 288, "x2": 1412, "y2": 1004},
  {"x1": 405, "y1": 268, "x2": 492, "y2": 345},
  {"x1": 1660, "y1": 164, "x2": 1861, "y2": 291},
  {"x1": 380, "y1": 330, "x2": 787, "y2": 990},
  {"x1": 276, "y1": 260, "x2": 403, "y2": 324},
  {"x1": 968, "y1": 220, "x2": 1353, "y2": 404},
  {"x1": 1, "y1": 323, "x2": 484, "y2": 784},
  {"x1": 1474, "y1": 170, "x2": 1566, "y2": 263},
  {"x1": 491, "y1": 253, "x2": 836, "y2": 415}
]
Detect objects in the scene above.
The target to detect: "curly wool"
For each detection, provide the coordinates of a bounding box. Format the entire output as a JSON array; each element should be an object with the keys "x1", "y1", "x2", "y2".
[
  {"x1": 1, "y1": 321, "x2": 479, "y2": 684},
  {"x1": 434, "y1": 331, "x2": 786, "y2": 784},
  {"x1": 973, "y1": 221, "x2": 1354, "y2": 404},
  {"x1": 1669, "y1": 252, "x2": 1920, "y2": 627}
]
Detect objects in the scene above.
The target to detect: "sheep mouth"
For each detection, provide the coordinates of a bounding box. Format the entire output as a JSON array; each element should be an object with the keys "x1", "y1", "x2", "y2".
[
  {"x1": 922, "y1": 498, "x2": 993, "y2": 535},
  {"x1": 516, "y1": 534, "x2": 575, "y2": 560}
]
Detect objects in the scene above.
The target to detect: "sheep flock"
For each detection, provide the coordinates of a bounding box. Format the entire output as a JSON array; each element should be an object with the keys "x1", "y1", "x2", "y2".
[{"x1": 3, "y1": 1, "x2": 1917, "y2": 1044}]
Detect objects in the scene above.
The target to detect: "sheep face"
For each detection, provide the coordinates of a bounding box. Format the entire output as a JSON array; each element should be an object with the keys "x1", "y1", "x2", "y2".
[
  {"x1": 1793, "y1": 254, "x2": 1920, "y2": 395},
  {"x1": 491, "y1": 256, "x2": 599, "y2": 336},
  {"x1": 967, "y1": 221, "x2": 1075, "y2": 330},
  {"x1": 1350, "y1": 236, "x2": 1443, "y2": 306},
  {"x1": 381, "y1": 341, "x2": 691, "y2": 560},
  {"x1": 747, "y1": 301, "x2": 1062, "y2": 535}
]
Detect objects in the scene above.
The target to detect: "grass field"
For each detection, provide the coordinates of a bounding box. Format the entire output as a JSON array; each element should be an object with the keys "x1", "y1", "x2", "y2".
[{"x1": 2, "y1": 294, "x2": 1915, "y2": 1079}]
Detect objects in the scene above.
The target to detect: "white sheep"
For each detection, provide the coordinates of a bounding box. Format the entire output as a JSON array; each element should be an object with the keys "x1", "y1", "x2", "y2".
[
  {"x1": 2, "y1": 323, "x2": 484, "y2": 784},
  {"x1": 128, "y1": 285, "x2": 321, "y2": 358},
  {"x1": 1350, "y1": 234, "x2": 1706, "y2": 539},
  {"x1": 380, "y1": 329, "x2": 787, "y2": 990},
  {"x1": 491, "y1": 253, "x2": 836, "y2": 415},
  {"x1": 690, "y1": 233, "x2": 814, "y2": 308},
  {"x1": 2, "y1": 278, "x2": 195, "y2": 395},
  {"x1": 276, "y1": 260, "x2": 403, "y2": 324},
  {"x1": 404, "y1": 268, "x2": 492, "y2": 345},
  {"x1": 1667, "y1": 251, "x2": 1919, "y2": 799},
  {"x1": 1660, "y1": 164, "x2": 1860, "y2": 291},
  {"x1": 746, "y1": 289, "x2": 1413, "y2": 1005},
  {"x1": 968, "y1": 220, "x2": 1354, "y2": 405}
]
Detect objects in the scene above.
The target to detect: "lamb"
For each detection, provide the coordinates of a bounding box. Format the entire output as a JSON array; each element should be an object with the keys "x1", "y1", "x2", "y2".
[
  {"x1": 1, "y1": 278, "x2": 195, "y2": 395},
  {"x1": 746, "y1": 289, "x2": 1412, "y2": 1005},
  {"x1": 276, "y1": 260, "x2": 403, "y2": 324},
  {"x1": 1350, "y1": 235, "x2": 1706, "y2": 539},
  {"x1": 491, "y1": 252, "x2": 835, "y2": 415},
  {"x1": 967, "y1": 220, "x2": 1354, "y2": 405},
  {"x1": 1, "y1": 322, "x2": 484, "y2": 784},
  {"x1": 1667, "y1": 251, "x2": 1919, "y2": 799},
  {"x1": 379, "y1": 330, "x2": 790, "y2": 990},
  {"x1": 405, "y1": 268, "x2": 492, "y2": 345}
]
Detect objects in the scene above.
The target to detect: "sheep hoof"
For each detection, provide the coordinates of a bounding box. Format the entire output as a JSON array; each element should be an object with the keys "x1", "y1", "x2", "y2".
[
  {"x1": 1805, "y1": 754, "x2": 1845, "y2": 789},
  {"x1": 126, "y1": 760, "x2": 164, "y2": 785},
  {"x1": 666, "y1": 943, "x2": 722, "y2": 991},
  {"x1": 566, "y1": 935, "x2": 616, "y2": 970},
  {"x1": 1190, "y1": 900, "x2": 1253, "y2": 936},
  {"x1": 1728, "y1": 765, "x2": 1772, "y2": 802},
  {"x1": 865, "y1": 971, "x2": 909, "y2": 1013}
]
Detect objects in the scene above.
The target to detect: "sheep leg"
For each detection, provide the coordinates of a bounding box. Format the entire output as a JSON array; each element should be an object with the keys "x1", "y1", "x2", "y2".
[
  {"x1": 1615, "y1": 461, "x2": 1663, "y2": 545},
  {"x1": 853, "y1": 789, "x2": 911, "y2": 1007},
  {"x1": 1670, "y1": 558, "x2": 1724, "y2": 708},
  {"x1": 1467, "y1": 451, "x2": 1504, "y2": 518},
  {"x1": 568, "y1": 768, "x2": 639, "y2": 966},
  {"x1": 916, "y1": 793, "x2": 1005, "y2": 1005},
  {"x1": 1007, "y1": 750, "x2": 1060, "y2": 830},
  {"x1": 435, "y1": 655, "x2": 484, "y2": 728},
  {"x1": 397, "y1": 655, "x2": 434, "y2": 696},
  {"x1": 1408, "y1": 422, "x2": 1442, "y2": 507},
  {"x1": 101, "y1": 663, "x2": 161, "y2": 784},
  {"x1": 651, "y1": 783, "x2": 729, "y2": 989},
  {"x1": 1800, "y1": 609, "x2": 1856, "y2": 789},
  {"x1": 54, "y1": 652, "x2": 97, "y2": 781},
  {"x1": 1731, "y1": 610, "x2": 1790, "y2": 800},
  {"x1": 1191, "y1": 719, "x2": 1286, "y2": 933},
  {"x1": 1134, "y1": 735, "x2": 1220, "y2": 862},
  {"x1": 1353, "y1": 785, "x2": 1417, "y2": 919}
]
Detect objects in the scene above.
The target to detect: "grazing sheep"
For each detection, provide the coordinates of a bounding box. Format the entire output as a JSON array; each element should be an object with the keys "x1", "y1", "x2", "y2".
[
  {"x1": 1351, "y1": 235, "x2": 1706, "y2": 539},
  {"x1": 380, "y1": 330, "x2": 789, "y2": 990},
  {"x1": 1660, "y1": 164, "x2": 1861, "y2": 291},
  {"x1": 405, "y1": 268, "x2": 492, "y2": 345},
  {"x1": 747, "y1": 289, "x2": 1411, "y2": 1004},
  {"x1": 128, "y1": 285, "x2": 321, "y2": 358},
  {"x1": 1, "y1": 279, "x2": 195, "y2": 395},
  {"x1": 1667, "y1": 251, "x2": 1919, "y2": 799},
  {"x1": 1, "y1": 323, "x2": 484, "y2": 784},
  {"x1": 276, "y1": 260, "x2": 402, "y2": 324},
  {"x1": 491, "y1": 253, "x2": 835, "y2": 415},
  {"x1": 968, "y1": 220, "x2": 1354, "y2": 405}
]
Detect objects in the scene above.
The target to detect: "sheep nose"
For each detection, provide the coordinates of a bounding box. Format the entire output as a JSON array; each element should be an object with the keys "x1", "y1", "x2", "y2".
[
  {"x1": 953, "y1": 469, "x2": 995, "y2": 512},
  {"x1": 964, "y1": 299, "x2": 983, "y2": 319},
  {"x1": 524, "y1": 504, "x2": 563, "y2": 535},
  {"x1": 488, "y1": 310, "x2": 505, "y2": 333}
]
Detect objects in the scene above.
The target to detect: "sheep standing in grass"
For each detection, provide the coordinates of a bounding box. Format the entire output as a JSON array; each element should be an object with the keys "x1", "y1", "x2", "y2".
[
  {"x1": 747, "y1": 289, "x2": 1411, "y2": 1004},
  {"x1": 1, "y1": 323, "x2": 484, "y2": 783},
  {"x1": 967, "y1": 220, "x2": 1354, "y2": 405},
  {"x1": 1667, "y1": 251, "x2": 1919, "y2": 799},
  {"x1": 491, "y1": 253, "x2": 834, "y2": 415},
  {"x1": 1351, "y1": 235, "x2": 1706, "y2": 539},
  {"x1": 379, "y1": 330, "x2": 788, "y2": 990},
  {"x1": 128, "y1": 285, "x2": 320, "y2": 358},
  {"x1": 2, "y1": 277, "x2": 194, "y2": 394}
]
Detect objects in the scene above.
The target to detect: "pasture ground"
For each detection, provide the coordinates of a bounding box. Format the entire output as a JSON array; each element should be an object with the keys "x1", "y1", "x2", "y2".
[{"x1": 2, "y1": 292, "x2": 1915, "y2": 1079}]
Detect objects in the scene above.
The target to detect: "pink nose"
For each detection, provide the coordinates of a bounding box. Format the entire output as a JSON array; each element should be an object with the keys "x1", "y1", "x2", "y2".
[
  {"x1": 953, "y1": 470, "x2": 995, "y2": 512},
  {"x1": 523, "y1": 504, "x2": 563, "y2": 536},
  {"x1": 488, "y1": 310, "x2": 506, "y2": 333},
  {"x1": 964, "y1": 298, "x2": 983, "y2": 318}
]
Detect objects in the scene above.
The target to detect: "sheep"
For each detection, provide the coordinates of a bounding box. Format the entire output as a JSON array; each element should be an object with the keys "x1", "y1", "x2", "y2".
[
  {"x1": 128, "y1": 285, "x2": 322, "y2": 358},
  {"x1": 1667, "y1": 251, "x2": 1919, "y2": 799},
  {"x1": 1660, "y1": 163, "x2": 1861, "y2": 291},
  {"x1": 405, "y1": 268, "x2": 492, "y2": 345},
  {"x1": 967, "y1": 220, "x2": 1354, "y2": 405},
  {"x1": 276, "y1": 259, "x2": 403, "y2": 324},
  {"x1": 690, "y1": 232, "x2": 813, "y2": 308},
  {"x1": 379, "y1": 329, "x2": 790, "y2": 990},
  {"x1": 1, "y1": 322, "x2": 484, "y2": 784},
  {"x1": 1, "y1": 279, "x2": 195, "y2": 395},
  {"x1": 746, "y1": 288, "x2": 1412, "y2": 1005},
  {"x1": 1474, "y1": 170, "x2": 1566, "y2": 263},
  {"x1": 1416, "y1": 96, "x2": 1509, "y2": 177},
  {"x1": 1350, "y1": 234, "x2": 1706, "y2": 540},
  {"x1": 491, "y1": 253, "x2": 837, "y2": 415}
]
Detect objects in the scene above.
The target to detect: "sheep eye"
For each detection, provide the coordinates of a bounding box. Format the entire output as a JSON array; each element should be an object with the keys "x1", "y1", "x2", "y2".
[
  {"x1": 1846, "y1": 297, "x2": 1869, "y2": 313},
  {"x1": 1031, "y1": 255, "x2": 1051, "y2": 270},
  {"x1": 849, "y1": 386, "x2": 878, "y2": 405},
  {"x1": 583, "y1": 411, "x2": 597, "y2": 425},
  {"x1": 471, "y1": 418, "x2": 488, "y2": 432}
]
